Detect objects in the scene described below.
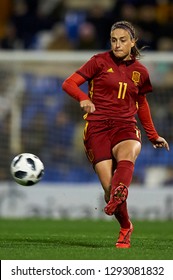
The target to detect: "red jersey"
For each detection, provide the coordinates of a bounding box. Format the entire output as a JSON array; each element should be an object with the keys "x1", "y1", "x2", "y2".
[{"x1": 76, "y1": 51, "x2": 152, "y2": 123}]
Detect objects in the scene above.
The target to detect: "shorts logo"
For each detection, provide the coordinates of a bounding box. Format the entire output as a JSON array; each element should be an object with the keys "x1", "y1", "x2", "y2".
[
  {"x1": 132, "y1": 71, "x2": 140, "y2": 86},
  {"x1": 135, "y1": 126, "x2": 141, "y2": 140},
  {"x1": 86, "y1": 149, "x2": 94, "y2": 163}
]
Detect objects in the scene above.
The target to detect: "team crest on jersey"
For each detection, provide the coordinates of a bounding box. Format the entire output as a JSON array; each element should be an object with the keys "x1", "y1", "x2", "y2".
[{"x1": 132, "y1": 71, "x2": 140, "y2": 85}]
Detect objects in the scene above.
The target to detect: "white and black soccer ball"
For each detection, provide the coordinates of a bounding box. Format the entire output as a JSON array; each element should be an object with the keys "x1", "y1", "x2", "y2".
[{"x1": 10, "y1": 153, "x2": 44, "y2": 186}]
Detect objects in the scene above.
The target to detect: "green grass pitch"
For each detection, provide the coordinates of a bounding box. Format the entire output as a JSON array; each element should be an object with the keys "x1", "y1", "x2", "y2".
[{"x1": 0, "y1": 218, "x2": 173, "y2": 260}]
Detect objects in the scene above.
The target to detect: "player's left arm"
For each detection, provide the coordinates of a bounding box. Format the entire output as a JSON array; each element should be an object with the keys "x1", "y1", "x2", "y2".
[{"x1": 137, "y1": 94, "x2": 169, "y2": 151}]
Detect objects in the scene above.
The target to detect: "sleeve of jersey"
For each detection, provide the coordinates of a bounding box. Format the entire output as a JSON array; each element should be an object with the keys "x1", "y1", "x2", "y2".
[
  {"x1": 62, "y1": 72, "x2": 90, "y2": 102},
  {"x1": 138, "y1": 68, "x2": 153, "y2": 94},
  {"x1": 62, "y1": 55, "x2": 99, "y2": 102},
  {"x1": 137, "y1": 95, "x2": 159, "y2": 142}
]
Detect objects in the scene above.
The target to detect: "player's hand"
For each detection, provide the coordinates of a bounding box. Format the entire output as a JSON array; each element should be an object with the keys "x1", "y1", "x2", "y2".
[
  {"x1": 80, "y1": 100, "x2": 95, "y2": 113},
  {"x1": 152, "y1": 136, "x2": 169, "y2": 151}
]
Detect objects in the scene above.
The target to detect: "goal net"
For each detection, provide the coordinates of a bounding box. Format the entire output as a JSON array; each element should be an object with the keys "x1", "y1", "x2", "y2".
[{"x1": 0, "y1": 50, "x2": 172, "y2": 186}]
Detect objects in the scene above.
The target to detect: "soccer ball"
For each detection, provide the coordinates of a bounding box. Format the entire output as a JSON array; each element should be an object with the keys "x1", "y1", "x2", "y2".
[{"x1": 10, "y1": 153, "x2": 44, "y2": 186}]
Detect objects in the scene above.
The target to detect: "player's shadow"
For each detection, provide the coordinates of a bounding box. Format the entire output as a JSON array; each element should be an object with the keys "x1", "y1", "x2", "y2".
[{"x1": 7, "y1": 237, "x2": 112, "y2": 248}]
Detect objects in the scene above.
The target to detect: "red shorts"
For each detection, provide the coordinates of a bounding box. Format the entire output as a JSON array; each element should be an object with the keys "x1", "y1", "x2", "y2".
[{"x1": 83, "y1": 120, "x2": 141, "y2": 166}]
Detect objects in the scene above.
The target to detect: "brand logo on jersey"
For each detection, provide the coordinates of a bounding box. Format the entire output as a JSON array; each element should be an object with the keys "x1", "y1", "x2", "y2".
[
  {"x1": 107, "y1": 68, "x2": 114, "y2": 73},
  {"x1": 132, "y1": 71, "x2": 140, "y2": 85}
]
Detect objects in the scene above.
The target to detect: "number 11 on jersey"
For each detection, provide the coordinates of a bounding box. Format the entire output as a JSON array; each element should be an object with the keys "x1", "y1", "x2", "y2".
[{"x1": 118, "y1": 82, "x2": 127, "y2": 99}]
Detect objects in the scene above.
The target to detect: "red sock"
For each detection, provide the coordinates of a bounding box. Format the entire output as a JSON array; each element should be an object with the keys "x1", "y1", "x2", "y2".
[
  {"x1": 112, "y1": 160, "x2": 134, "y2": 228},
  {"x1": 114, "y1": 202, "x2": 130, "y2": 228},
  {"x1": 111, "y1": 160, "x2": 134, "y2": 188}
]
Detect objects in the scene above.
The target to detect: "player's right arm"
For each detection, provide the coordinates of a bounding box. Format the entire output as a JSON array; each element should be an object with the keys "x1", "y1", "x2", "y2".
[{"x1": 62, "y1": 72, "x2": 95, "y2": 113}]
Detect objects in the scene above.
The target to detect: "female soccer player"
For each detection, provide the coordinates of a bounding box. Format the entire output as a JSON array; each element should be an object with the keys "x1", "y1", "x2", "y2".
[{"x1": 62, "y1": 21, "x2": 169, "y2": 248}]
